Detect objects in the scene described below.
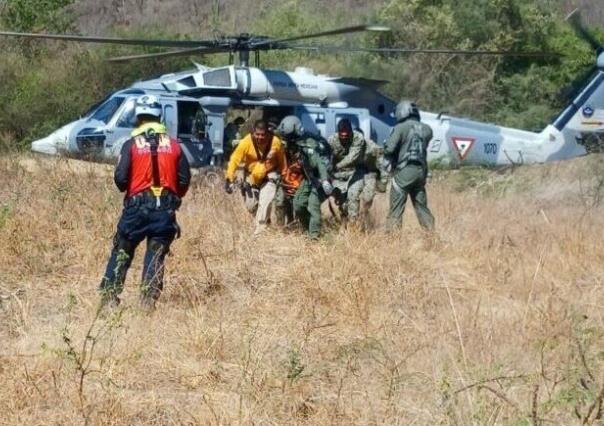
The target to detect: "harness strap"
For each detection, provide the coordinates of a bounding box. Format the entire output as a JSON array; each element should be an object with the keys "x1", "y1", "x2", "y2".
[
  {"x1": 251, "y1": 138, "x2": 271, "y2": 162},
  {"x1": 147, "y1": 131, "x2": 163, "y2": 207}
]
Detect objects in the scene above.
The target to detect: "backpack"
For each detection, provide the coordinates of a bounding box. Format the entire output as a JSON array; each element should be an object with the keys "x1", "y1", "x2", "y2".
[{"x1": 400, "y1": 123, "x2": 427, "y2": 169}]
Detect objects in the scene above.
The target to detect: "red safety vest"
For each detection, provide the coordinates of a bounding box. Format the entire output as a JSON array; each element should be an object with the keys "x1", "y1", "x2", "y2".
[{"x1": 126, "y1": 132, "x2": 183, "y2": 198}]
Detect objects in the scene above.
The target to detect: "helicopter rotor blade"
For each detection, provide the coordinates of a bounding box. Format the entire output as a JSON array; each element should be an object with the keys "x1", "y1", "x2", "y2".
[
  {"x1": 283, "y1": 44, "x2": 557, "y2": 57},
  {"x1": 0, "y1": 31, "x2": 220, "y2": 48},
  {"x1": 251, "y1": 24, "x2": 390, "y2": 48},
  {"x1": 108, "y1": 46, "x2": 229, "y2": 62},
  {"x1": 566, "y1": 9, "x2": 602, "y2": 53}
]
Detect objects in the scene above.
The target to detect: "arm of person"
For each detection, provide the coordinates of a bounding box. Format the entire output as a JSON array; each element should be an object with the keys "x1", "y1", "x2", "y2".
[
  {"x1": 384, "y1": 126, "x2": 404, "y2": 158},
  {"x1": 309, "y1": 150, "x2": 329, "y2": 182},
  {"x1": 226, "y1": 139, "x2": 247, "y2": 182},
  {"x1": 113, "y1": 139, "x2": 133, "y2": 192},
  {"x1": 335, "y1": 134, "x2": 365, "y2": 170},
  {"x1": 177, "y1": 151, "x2": 191, "y2": 197}
]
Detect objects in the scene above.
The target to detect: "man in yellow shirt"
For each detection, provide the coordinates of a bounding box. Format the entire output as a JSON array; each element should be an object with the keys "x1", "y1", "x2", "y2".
[{"x1": 224, "y1": 120, "x2": 285, "y2": 234}]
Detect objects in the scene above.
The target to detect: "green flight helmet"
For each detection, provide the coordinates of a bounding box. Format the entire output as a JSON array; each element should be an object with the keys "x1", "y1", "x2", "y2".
[
  {"x1": 277, "y1": 115, "x2": 304, "y2": 139},
  {"x1": 395, "y1": 100, "x2": 420, "y2": 122}
]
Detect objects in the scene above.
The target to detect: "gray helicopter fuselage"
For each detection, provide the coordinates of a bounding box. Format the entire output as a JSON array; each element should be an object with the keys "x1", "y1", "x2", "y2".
[{"x1": 31, "y1": 62, "x2": 604, "y2": 168}]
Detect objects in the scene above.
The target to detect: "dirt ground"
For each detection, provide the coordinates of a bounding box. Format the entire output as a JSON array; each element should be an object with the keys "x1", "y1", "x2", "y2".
[{"x1": 0, "y1": 153, "x2": 602, "y2": 425}]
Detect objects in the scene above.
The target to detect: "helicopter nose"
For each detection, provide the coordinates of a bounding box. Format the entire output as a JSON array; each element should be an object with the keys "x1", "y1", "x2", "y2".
[{"x1": 31, "y1": 136, "x2": 59, "y2": 155}]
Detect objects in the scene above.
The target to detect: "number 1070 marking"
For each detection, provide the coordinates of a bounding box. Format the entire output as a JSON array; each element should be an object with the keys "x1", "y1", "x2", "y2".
[{"x1": 484, "y1": 143, "x2": 498, "y2": 155}]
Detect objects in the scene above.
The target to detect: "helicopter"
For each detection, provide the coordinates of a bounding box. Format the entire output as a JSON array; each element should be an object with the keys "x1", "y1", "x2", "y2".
[{"x1": 0, "y1": 9, "x2": 601, "y2": 168}]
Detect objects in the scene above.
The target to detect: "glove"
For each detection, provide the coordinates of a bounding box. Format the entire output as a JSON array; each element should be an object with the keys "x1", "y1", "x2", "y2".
[
  {"x1": 224, "y1": 180, "x2": 234, "y2": 194},
  {"x1": 321, "y1": 180, "x2": 333, "y2": 196}
]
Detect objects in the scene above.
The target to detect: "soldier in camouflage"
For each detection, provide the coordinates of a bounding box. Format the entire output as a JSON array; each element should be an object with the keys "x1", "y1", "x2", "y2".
[
  {"x1": 357, "y1": 132, "x2": 388, "y2": 225},
  {"x1": 277, "y1": 116, "x2": 333, "y2": 239},
  {"x1": 327, "y1": 119, "x2": 367, "y2": 223},
  {"x1": 384, "y1": 100, "x2": 435, "y2": 231}
]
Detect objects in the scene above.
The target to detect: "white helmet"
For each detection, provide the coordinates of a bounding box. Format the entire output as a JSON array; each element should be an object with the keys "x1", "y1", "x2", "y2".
[
  {"x1": 395, "y1": 100, "x2": 420, "y2": 122},
  {"x1": 277, "y1": 115, "x2": 304, "y2": 138},
  {"x1": 134, "y1": 95, "x2": 162, "y2": 119}
]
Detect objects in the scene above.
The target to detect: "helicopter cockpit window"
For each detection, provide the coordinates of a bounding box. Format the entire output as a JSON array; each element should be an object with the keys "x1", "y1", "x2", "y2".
[
  {"x1": 116, "y1": 100, "x2": 137, "y2": 128},
  {"x1": 203, "y1": 68, "x2": 232, "y2": 87},
  {"x1": 91, "y1": 96, "x2": 126, "y2": 124}
]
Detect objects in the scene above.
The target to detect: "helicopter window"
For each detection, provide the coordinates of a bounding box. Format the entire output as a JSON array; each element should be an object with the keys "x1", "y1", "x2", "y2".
[
  {"x1": 203, "y1": 69, "x2": 232, "y2": 87},
  {"x1": 116, "y1": 100, "x2": 137, "y2": 128},
  {"x1": 91, "y1": 97, "x2": 126, "y2": 124},
  {"x1": 177, "y1": 101, "x2": 201, "y2": 136},
  {"x1": 378, "y1": 104, "x2": 385, "y2": 115}
]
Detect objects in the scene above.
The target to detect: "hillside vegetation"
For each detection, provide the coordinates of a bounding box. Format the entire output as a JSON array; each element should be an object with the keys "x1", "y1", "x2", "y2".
[
  {"x1": 0, "y1": 0, "x2": 603, "y2": 148},
  {"x1": 0, "y1": 153, "x2": 603, "y2": 424}
]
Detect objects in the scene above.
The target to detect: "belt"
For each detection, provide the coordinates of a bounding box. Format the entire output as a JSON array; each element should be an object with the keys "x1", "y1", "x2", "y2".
[{"x1": 125, "y1": 189, "x2": 181, "y2": 210}]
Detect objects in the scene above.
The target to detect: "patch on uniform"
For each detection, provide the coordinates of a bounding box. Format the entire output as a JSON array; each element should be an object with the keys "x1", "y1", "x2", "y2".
[
  {"x1": 451, "y1": 137, "x2": 475, "y2": 161},
  {"x1": 582, "y1": 105, "x2": 595, "y2": 118}
]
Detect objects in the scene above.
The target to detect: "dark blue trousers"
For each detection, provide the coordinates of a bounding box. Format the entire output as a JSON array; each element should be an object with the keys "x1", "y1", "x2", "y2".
[{"x1": 100, "y1": 204, "x2": 178, "y2": 301}]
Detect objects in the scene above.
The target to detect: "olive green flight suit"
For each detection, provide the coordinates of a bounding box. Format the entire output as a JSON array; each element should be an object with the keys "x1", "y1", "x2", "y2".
[
  {"x1": 291, "y1": 137, "x2": 330, "y2": 239},
  {"x1": 327, "y1": 130, "x2": 366, "y2": 220},
  {"x1": 384, "y1": 118, "x2": 435, "y2": 231}
]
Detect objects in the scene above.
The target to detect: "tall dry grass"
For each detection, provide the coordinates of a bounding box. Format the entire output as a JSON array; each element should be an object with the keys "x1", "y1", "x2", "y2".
[{"x1": 0, "y1": 153, "x2": 603, "y2": 425}]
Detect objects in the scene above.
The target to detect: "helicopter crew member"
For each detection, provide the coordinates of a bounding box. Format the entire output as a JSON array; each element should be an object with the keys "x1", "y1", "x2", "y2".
[
  {"x1": 327, "y1": 119, "x2": 367, "y2": 224},
  {"x1": 223, "y1": 116, "x2": 245, "y2": 161},
  {"x1": 384, "y1": 100, "x2": 434, "y2": 231},
  {"x1": 224, "y1": 120, "x2": 285, "y2": 234},
  {"x1": 99, "y1": 95, "x2": 191, "y2": 310},
  {"x1": 191, "y1": 107, "x2": 213, "y2": 166},
  {"x1": 277, "y1": 116, "x2": 333, "y2": 239}
]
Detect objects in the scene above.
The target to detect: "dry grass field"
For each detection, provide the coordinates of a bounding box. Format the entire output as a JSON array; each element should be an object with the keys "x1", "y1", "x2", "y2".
[{"x1": 0, "y1": 153, "x2": 603, "y2": 425}]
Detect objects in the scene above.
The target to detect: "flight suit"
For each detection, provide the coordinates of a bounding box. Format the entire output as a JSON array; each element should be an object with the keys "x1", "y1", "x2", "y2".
[
  {"x1": 291, "y1": 137, "x2": 331, "y2": 239},
  {"x1": 327, "y1": 130, "x2": 366, "y2": 220},
  {"x1": 384, "y1": 118, "x2": 435, "y2": 231}
]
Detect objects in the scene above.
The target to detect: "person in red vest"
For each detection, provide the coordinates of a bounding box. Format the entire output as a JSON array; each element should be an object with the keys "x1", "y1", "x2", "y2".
[{"x1": 99, "y1": 95, "x2": 191, "y2": 310}]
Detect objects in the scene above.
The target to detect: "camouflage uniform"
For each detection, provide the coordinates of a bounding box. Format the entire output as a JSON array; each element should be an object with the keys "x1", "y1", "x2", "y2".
[
  {"x1": 384, "y1": 117, "x2": 435, "y2": 231},
  {"x1": 360, "y1": 138, "x2": 388, "y2": 216},
  {"x1": 327, "y1": 130, "x2": 366, "y2": 220},
  {"x1": 291, "y1": 136, "x2": 331, "y2": 239}
]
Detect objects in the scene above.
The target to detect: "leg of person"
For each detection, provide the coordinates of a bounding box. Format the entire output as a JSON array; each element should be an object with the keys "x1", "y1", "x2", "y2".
[
  {"x1": 385, "y1": 170, "x2": 411, "y2": 232},
  {"x1": 99, "y1": 234, "x2": 137, "y2": 306},
  {"x1": 307, "y1": 188, "x2": 324, "y2": 239},
  {"x1": 331, "y1": 178, "x2": 348, "y2": 220},
  {"x1": 273, "y1": 184, "x2": 287, "y2": 227},
  {"x1": 99, "y1": 207, "x2": 144, "y2": 306},
  {"x1": 410, "y1": 184, "x2": 435, "y2": 231},
  {"x1": 346, "y1": 172, "x2": 365, "y2": 222},
  {"x1": 360, "y1": 172, "x2": 377, "y2": 229},
  {"x1": 284, "y1": 195, "x2": 295, "y2": 225},
  {"x1": 254, "y1": 175, "x2": 277, "y2": 234},
  {"x1": 361, "y1": 172, "x2": 377, "y2": 210},
  {"x1": 140, "y1": 209, "x2": 177, "y2": 309},
  {"x1": 293, "y1": 180, "x2": 312, "y2": 232},
  {"x1": 243, "y1": 186, "x2": 259, "y2": 215}
]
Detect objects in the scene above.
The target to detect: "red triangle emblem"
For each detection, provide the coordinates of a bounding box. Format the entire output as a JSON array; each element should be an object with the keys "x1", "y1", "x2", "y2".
[{"x1": 451, "y1": 137, "x2": 475, "y2": 161}]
